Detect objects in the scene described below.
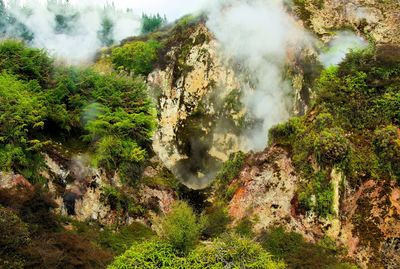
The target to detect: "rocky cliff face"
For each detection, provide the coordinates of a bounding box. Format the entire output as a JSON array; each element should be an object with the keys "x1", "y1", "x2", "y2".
[
  {"x1": 148, "y1": 22, "x2": 244, "y2": 188},
  {"x1": 301, "y1": 0, "x2": 400, "y2": 45},
  {"x1": 148, "y1": 20, "x2": 317, "y2": 188},
  {"x1": 220, "y1": 146, "x2": 400, "y2": 268}
]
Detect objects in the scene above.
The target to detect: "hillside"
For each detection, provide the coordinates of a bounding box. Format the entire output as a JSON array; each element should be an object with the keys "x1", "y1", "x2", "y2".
[{"x1": 0, "y1": 0, "x2": 399, "y2": 268}]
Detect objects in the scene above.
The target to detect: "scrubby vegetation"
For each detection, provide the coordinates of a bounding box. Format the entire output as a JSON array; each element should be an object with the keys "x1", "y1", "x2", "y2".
[
  {"x1": 269, "y1": 47, "x2": 400, "y2": 217},
  {"x1": 108, "y1": 201, "x2": 285, "y2": 269},
  {"x1": 259, "y1": 227, "x2": 357, "y2": 269},
  {"x1": 111, "y1": 40, "x2": 161, "y2": 76},
  {"x1": 0, "y1": 40, "x2": 156, "y2": 184},
  {"x1": 159, "y1": 201, "x2": 203, "y2": 253},
  {"x1": 0, "y1": 188, "x2": 113, "y2": 269}
]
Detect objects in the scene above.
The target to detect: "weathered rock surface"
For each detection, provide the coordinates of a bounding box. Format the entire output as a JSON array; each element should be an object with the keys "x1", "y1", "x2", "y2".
[
  {"x1": 148, "y1": 22, "x2": 243, "y2": 187},
  {"x1": 148, "y1": 21, "x2": 318, "y2": 187},
  {"x1": 223, "y1": 146, "x2": 400, "y2": 268},
  {"x1": 303, "y1": 0, "x2": 400, "y2": 45},
  {"x1": 0, "y1": 149, "x2": 178, "y2": 226}
]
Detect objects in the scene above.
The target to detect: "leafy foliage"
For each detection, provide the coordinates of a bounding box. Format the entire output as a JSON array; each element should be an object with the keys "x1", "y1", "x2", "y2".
[
  {"x1": 269, "y1": 47, "x2": 400, "y2": 217},
  {"x1": 0, "y1": 40, "x2": 156, "y2": 184},
  {"x1": 107, "y1": 241, "x2": 182, "y2": 269},
  {"x1": 98, "y1": 222, "x2": 154, "y2": 255},
  {"x1": 299, "y1": 171, "x2": 335, "y2": 217},
  {"x1": 314, "y1": 128, "x2": 350, "y2": 166},
  {"x1": 373, "y1": 125, "x2": 400, "y2": 182},
  {"x1": 160, "y1": 201, "x2": 203, "y2": 253},
  {"x1": 111, "y1": 40, "x2": 161, "y2": 76},
  {"x1": 186, "y1": 234, "x2": 285, "y2": 269},
  {"x1": 108, "y1": 234, "x2": 285, "y2": 269},
  {"x1": 214, "y1": 151, "x2": 246, "y2": 201},
  {"x1": 0, "y1": 188, "x2": 112, "y2": 269},
  {"x1": 0, "y1": 73, "x2": 47, "y2": 177},
  {"x1": 0, "y1": 40, "x2": 52, "y2": 86},
  {"x1": 0, "y1": 206, "x2": 30, "y2": 257}
]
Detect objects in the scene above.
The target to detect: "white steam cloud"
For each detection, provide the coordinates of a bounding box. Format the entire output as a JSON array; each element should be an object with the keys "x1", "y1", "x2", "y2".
[
  {"x1": 206, "y1": 0, "x2": 312, "y2": 151},
  {"x1": 3, "y1": 1, "x2": 140, "y2": 63},
  {"x1": 319, "y1": 31, "x2": 368, "y2": 67},
  {"x1": 2, "y1": 0, "x2": 207, "y2": 63}
]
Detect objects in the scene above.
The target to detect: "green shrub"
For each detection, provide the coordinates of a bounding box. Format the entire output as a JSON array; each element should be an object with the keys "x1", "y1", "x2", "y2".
[
  {"x1": 108, "y1": 235, "x2": 285, "y2": 269},
  {"x1": 374, "y1": 90, "x2": 400, "y2": 125},
  {"x1": 107, "y1": 241, "x2": 182, "y2": 269},
  {"x1": 187, "y1": 234, "x2": 285, "y2": 269},
  {"x1": 269, "y1": 117, "x2": 304, "y2": 145},
  {"x1": 0, "y1": 74, "x2": 47, "y2": 174},
  {"x1": 314, "y1": 128, "x2": 350, "y2": 166},
  {"x1": 299, "y1": 171, "x2": 335, "y2": 217},
  {"x1": 160, "y1": 201, "x2": 203, "y2": 253},
  {"x1": 98, "y1": 222, "x2": 154, "y2": 254},
  {"x1": 373, "y1": 125, "x2": 400, "y2": 182},
  {"x1": 0, "y1": 40, "x2": 52, "y2": 86},
  {"x1": 314, "y1": 113, "x2": 334, "y2": 131},
  {"x1": 111, "y1": 40, "x2": 161, "y2": 76}
]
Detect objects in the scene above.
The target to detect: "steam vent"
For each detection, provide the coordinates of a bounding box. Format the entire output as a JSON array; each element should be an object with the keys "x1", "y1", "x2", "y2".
[{"x1": 0, "y1": 0, "x2": 399, "y2": 268}]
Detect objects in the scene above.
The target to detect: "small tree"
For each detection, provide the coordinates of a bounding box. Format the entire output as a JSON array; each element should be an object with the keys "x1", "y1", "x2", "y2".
[
  {"x1": 141, "y1": 13, "x2": 167, "y2": 34},
  {"x1": 160, "y1": 201, "x2": 202, "y2": 253},
  {"x1": 98, "y1": 16, "x2": 114, "y2": 46}
]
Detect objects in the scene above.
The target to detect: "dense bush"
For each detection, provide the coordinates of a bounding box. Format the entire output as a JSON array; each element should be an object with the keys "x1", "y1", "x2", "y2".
[
  {"x1": 98, "y1": 222, "x2": 154, "y2": 255},
  {"x1": 0, "y1": 40, "x2": 52, "y2": 86},
  {"x1": 373, "y1": 125, "x2": 400, "y2": 182},
  {"x1": 108, "y1": 234, "x2": 285, "y2": 269},
  {"x1": 111, "y1": 40, "x2": 161, "y2": 76},
  {"x1": 160, "y1": 201, "x2": 203, "y2": 253},
  {"x1": 269, "y1": 117, "x2": 304, "y2": 146},
  {"x1": 314, "y1": 128, "x2": 350, "y2": 166},
  {"x1": 0, "y1": 188, "x2": 112, "y2": 269},
  {"x1": 0, "y1": 74, "x2": 47, "y2": 176},
  {"x1": 0, "y1": 40, "x2": 156, "y2": 184},
  {"x1": 0, "y1": 206, "x2": 30, "y2": 254},
  {"x1": 107, "y1": 241, "x2": 182, "y2": 269},
  {"x1": 186, "y1": 234, "x2": 285, "y2": 269},
  {"x1": 299, "y1": 171, "x2": 335, "y2": 217}
]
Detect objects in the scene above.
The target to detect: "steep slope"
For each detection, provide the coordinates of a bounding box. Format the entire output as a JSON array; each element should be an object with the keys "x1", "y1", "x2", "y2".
[{"x1": 211, "y1": 46, "x2": 400, "y2": 269}]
